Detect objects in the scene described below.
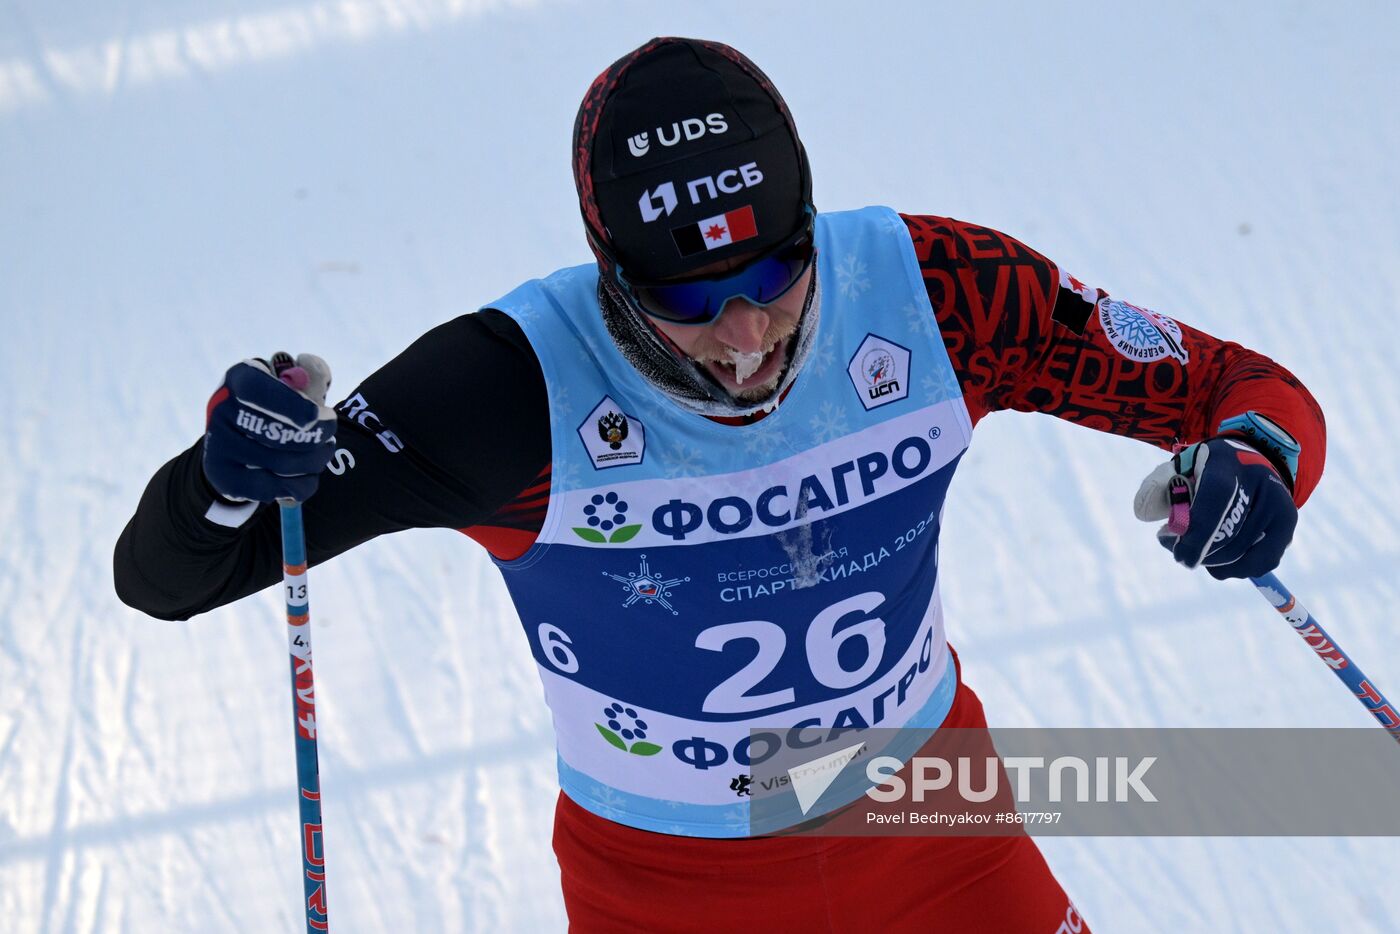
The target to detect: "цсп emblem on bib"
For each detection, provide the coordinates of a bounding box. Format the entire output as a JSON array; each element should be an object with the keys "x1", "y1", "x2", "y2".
[
  {"x1": 1098, "y1": 299, "x2": 1189, "y2": 365},
  {"x1": 604, "y1": 554, "x2": 689, "y2": 615},
  {"x1": 847, "y1": 333, "x2": 911, "y2": 410}
]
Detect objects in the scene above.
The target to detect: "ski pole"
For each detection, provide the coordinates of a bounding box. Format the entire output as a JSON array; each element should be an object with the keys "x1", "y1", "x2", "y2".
[
  {"x1": 1252, "y1": 572, "x2": 1400, "y2": 744},
  {"x1": 280, "y1": 500, "x2": 330, "y2": 931}
]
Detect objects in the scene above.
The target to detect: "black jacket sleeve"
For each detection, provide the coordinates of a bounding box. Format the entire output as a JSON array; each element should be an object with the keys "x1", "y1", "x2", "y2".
[{"x1": 113, "y1": 310, "x2": 550, "y2": 621}]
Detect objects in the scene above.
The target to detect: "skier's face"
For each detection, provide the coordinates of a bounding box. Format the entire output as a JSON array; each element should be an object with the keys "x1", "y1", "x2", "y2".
[{"x1": 647, "y1": 261, "x2": 812, "y2": 402}]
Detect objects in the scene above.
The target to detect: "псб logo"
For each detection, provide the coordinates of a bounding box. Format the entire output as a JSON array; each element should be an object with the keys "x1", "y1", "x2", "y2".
[
  {"x1": 637, "y1": 163, "x2": 763, "y2": 223},
  {"x1": 627, "y1": 113, "x2": 729, "y2": 157},
  {"x1": 638, "y1": 183, "x2": 679, "y2": 222}
]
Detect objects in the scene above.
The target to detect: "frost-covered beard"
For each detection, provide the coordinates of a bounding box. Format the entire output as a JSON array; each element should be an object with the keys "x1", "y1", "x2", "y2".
[{"x1": 598, "y1": 272, "x2": 821, "y2": 418}]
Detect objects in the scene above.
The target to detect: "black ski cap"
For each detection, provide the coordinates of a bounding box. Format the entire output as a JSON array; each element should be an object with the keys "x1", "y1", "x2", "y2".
[{"x1": 573, "y1": 38, "x2": 812, "y2": 282}]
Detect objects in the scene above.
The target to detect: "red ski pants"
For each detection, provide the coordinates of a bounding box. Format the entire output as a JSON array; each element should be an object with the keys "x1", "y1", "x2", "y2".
[{"x1": 553, "y1": 679, "x2": 1089, "y2": 933}]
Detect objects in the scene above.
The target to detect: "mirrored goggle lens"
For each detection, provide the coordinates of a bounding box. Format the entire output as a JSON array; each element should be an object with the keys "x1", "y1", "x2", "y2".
[{"x1": 632, "y1": 240, "x2": 813, "y2": 324}]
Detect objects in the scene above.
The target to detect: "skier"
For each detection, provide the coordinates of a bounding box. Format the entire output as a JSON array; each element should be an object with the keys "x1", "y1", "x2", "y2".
[{"x1": 115, "y1": 37, "x2": 1324, "y2": 932}]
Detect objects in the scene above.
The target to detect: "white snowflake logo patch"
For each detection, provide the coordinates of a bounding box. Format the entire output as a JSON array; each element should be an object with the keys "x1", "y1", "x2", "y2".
[{"x1": 1097, "y1": 299, "x2": 1189, "y2": 365}]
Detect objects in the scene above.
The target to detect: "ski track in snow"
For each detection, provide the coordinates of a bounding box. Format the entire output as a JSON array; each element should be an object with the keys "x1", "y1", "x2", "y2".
[{"x1": 2, "y1": 1, "x2": 1399, "y2": 931}]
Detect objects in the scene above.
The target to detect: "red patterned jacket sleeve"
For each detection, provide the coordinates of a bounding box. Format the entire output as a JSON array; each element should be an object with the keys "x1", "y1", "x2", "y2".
[{"x1": 900, "y1": 214, "x2": 1325, "y2": 505}]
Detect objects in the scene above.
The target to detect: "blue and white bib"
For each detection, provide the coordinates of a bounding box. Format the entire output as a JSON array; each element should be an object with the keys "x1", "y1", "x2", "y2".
[{"x1": 488, "y1": 206, "x2": 973, "y2": 837}]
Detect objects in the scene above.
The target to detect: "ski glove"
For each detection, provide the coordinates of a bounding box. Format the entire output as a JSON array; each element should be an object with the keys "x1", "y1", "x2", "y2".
[
  {"x1": 1134, "y1": 435, "x2": 1297, "y2": 580},
  {"x1": 203, "y1": 353, "x2": 337, "y2": 504}
]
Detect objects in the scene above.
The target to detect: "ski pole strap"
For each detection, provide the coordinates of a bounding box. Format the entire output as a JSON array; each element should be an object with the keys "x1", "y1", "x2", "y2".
[
  {"x1": 1164, "y1": 440, "x2": 1196, "y2": 537},
  {"x1": 1165, "y1": 475, "x2": 1192, "y2": 536},
  {"x1": 1251, "y1": 572, "x2": 1400, "y2": 744}
]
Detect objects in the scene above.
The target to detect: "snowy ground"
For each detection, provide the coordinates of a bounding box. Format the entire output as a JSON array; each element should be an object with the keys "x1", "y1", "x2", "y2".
[{"x1": 2, "y1": 1, "x2": 1399, "y2": 931}]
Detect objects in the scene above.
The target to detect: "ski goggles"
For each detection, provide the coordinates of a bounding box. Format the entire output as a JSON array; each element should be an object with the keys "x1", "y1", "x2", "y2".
[{"x1": 615, "y1": 214, "x2": 816, "y2": 325}]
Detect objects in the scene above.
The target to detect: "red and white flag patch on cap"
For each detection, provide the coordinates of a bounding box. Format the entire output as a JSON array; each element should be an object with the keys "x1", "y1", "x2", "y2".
[{"x1": 671, "y1": 205, "x2": 758, "y2": 256}]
